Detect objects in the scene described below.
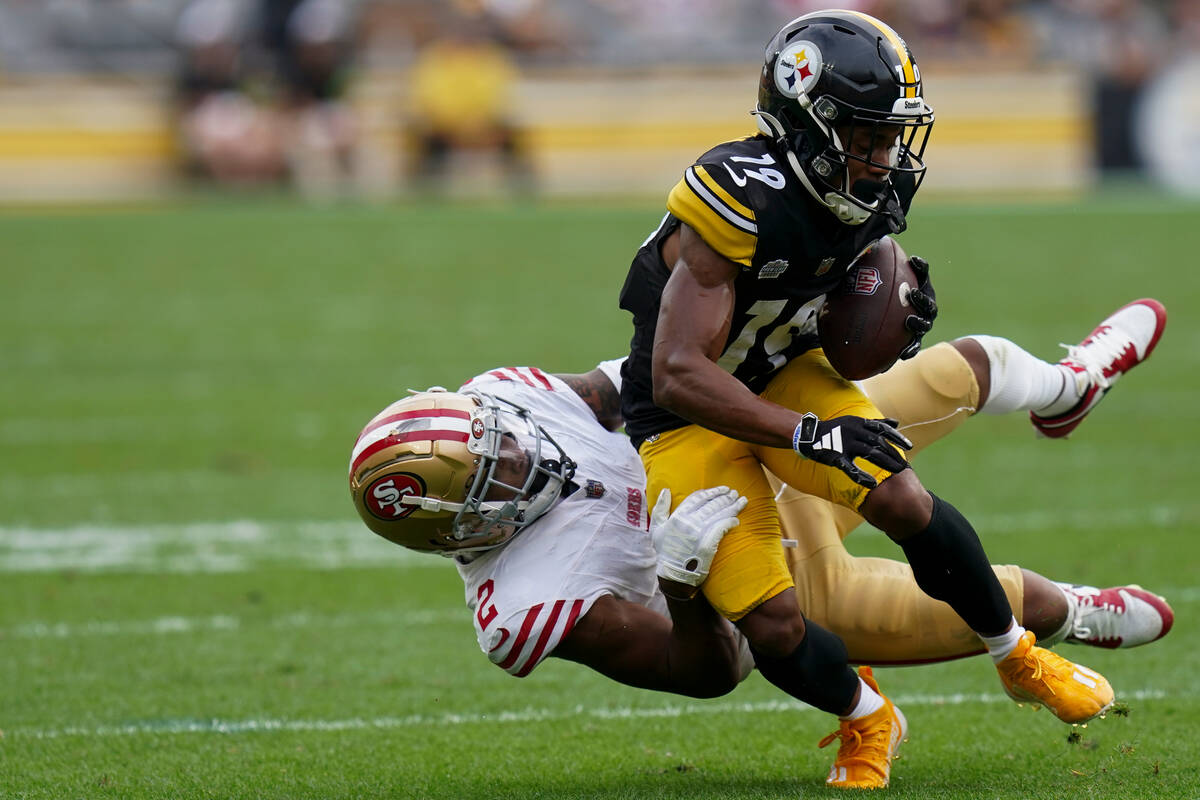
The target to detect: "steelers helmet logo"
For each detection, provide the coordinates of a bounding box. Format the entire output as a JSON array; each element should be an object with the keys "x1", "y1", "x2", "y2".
[{"x1": 775, "y1": 41, "x2": 823, "y2": 98}]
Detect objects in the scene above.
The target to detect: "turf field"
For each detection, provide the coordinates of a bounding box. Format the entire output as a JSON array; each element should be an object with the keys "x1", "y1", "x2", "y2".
[{"x1": 3, "y1": 193, "x2": 1199, "y2": 799}]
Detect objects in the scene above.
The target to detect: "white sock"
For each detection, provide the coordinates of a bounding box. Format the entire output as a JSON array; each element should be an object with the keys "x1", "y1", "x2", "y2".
[
  {"x1": 980, "y1": 617, "x2": 1026, "y2": 664},
  {"x1": 969, "y1": 335, "x2": 1081, "y2": 416},
  {"x1": 841, "y1": 678, "x2": 886, "y2": 720}
]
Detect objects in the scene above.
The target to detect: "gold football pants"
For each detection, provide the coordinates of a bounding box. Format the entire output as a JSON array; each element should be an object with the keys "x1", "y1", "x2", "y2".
[
  {"x1": 773, "y1": 342, "x2": 1024, "y2": 664},
  {"x1": 641, "y1": 343, "x2": 1024, "y2": 663},
  {"x1": 640, "y1": 349, "x2": 902, "y2": 621}
]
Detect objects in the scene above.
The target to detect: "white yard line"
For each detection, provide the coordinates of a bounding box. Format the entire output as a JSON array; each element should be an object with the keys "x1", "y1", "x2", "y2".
[
  {"x1": 4, "y1": 608, "x2": 463, "y2": 640},
  {"x1": 8, "y1": 689, "x2": 1170, "y2": 740},
  {"x1": 7, "y1": 588, "x2": 1197, "y2": 642},
  {"x1": 0, "y1": 506, "x2": 1192, "y2": 574},
  {"x1": 0, "y1": 520, "x2": 435, "y2": 573}
]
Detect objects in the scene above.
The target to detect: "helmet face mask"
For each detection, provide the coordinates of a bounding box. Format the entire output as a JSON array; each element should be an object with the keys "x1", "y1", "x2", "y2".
[
  {"x1": 349, "y1": 390, "x2": 574, "y2": 556},
  {"x1": 755, "y1": 10, "x2": 934, "y2": 230},
  {"x1": 451, "y1": 397, "x2": 572, "y2": 548}
]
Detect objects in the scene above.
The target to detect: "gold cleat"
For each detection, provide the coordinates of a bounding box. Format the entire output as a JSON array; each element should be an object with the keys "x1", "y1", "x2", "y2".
[
  {"x1": 820, "y1": 667, "x2": 907, "y2": 790},
  {"x1": 996, "y1": 631, "x2": 1114, "y2": 724}
]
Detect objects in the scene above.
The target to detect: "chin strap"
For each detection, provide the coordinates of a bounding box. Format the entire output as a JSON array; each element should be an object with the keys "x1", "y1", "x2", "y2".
[
  {"x1": 788, "y1": 149, "x2": 872, "y2": 226},
  {"x1": 754, "y1": 109, "x2": 871, "y2": 226},
  {"x1": 822, "y1": 188, "x2": 873, "y2": 225}
]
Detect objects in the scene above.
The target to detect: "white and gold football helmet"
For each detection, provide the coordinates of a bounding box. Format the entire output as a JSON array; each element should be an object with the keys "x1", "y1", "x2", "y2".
[{"x1": 349, "y1": 389, "x2": 575, "y2": 556}]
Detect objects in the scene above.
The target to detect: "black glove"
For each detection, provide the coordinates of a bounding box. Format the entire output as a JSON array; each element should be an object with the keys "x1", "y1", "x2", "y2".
[
  {"x1": 792, "y1": 412, "x2": 912, "y2": 489},
  {"x1": 900, "y1": 255, "x2": 937, "y2": 360}
]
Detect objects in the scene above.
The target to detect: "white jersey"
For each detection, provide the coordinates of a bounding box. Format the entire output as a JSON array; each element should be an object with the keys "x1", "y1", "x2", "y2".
[{"x1": 454, "y1": 366, "x2": 670, "y2": 678}]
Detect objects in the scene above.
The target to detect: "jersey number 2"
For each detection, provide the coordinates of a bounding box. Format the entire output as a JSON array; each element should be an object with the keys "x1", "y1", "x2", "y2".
[{"x1": 476, "y1": 579, "x2": 498, "y2": 630}]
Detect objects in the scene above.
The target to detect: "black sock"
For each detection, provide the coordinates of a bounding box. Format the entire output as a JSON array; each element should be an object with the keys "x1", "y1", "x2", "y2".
[
  {"x1": 749, "y1": 619, "x2": 859, "y2": 716},
  {"x1": 897, "y1": 492, "x2": 1012, "y2": 635}
]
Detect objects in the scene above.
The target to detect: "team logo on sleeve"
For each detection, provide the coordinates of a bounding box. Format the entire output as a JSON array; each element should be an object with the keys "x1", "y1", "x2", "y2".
[
  {"x1": 775, "y1": 41, "x2": 823, "y2": 98},
  {"x1": 758, "y1": 259, "x2": 789, "y2": 279},
  {"x1": 365, "y1": 473, "x2": 425, "y2": 519}
]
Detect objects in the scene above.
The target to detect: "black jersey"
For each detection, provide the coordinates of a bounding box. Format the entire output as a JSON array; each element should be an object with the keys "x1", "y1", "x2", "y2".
[{"x1": 619, "y1": 135, "x2": 916, "y2": 447}]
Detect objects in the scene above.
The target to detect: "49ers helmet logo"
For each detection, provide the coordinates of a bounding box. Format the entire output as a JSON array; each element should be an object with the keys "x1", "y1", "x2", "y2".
[{"x1": 365, "y1": 473, "x2": 426, "y2": 520}]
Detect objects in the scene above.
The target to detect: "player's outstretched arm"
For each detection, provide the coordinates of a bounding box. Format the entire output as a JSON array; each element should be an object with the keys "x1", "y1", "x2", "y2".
[
  {"x1": 653, "y1": 224, "x2": 802, "y2": 448},
  {"x1": 553, "y1": 593, "x2": 742, "y2": 698},
  {"x1": 553, "y1": 486, "x2": 749, "y2": 698},
  {"x1": 656, "y1": 226, "x2": 907, "y2": 483}
]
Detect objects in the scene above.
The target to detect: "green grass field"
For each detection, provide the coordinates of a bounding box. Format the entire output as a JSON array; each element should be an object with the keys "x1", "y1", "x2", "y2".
[{"x1": 3, "y1": 194, "x2": 1199, "y2": 799}]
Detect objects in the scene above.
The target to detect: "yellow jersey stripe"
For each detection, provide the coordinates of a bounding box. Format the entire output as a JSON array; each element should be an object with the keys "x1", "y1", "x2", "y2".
[
  {"x1": 845, "y1": 11, "x2": 917, "y2": 98},
  {"x1": 666, "y1": 168, "x2": 757, "y2": 266},
  {"x1": 691, "y1": 165, "x2": 757, "y2": 223}
]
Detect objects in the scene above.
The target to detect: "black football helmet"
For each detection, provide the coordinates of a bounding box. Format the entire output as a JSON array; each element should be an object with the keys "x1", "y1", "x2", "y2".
[{"x1": 754, "y1": 10, "x2": 934, "y2": 231}]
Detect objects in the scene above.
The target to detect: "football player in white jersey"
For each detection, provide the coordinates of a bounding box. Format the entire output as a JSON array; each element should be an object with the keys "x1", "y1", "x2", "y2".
[{"x1": 349, "y1": 305, "x2": 1172, "y2": 790}]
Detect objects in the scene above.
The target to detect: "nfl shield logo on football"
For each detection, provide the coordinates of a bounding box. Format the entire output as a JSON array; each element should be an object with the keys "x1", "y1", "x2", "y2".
[{"x1": 847, "y1": 267, "x2": 882, "y2": 295}]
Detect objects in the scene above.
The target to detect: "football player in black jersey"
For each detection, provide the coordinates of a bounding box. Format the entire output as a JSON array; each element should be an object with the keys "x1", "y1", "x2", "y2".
[{"x1": 618, "y1": 10, "x2": 1115, "y2": 788}]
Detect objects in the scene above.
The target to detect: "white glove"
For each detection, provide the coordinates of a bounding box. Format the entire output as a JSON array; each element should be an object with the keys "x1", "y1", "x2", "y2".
[{"x1": 649, "y1": 486, "x2": 748, "y2": 587}]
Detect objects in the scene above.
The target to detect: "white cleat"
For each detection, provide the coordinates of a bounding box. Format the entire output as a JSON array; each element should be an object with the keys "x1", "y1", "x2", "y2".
[
  {"x1": 1058, "y1": 583, "x2": 1175, "y2": 649},
  {"x1": 1031, "y1": 298, "x2": 1167, "y2": 438}
]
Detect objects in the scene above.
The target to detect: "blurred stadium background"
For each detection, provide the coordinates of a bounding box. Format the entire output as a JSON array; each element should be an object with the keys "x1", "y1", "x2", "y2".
[
  {"x1": 0, "y1": 0, "x2": 1197, "y2": 203},
  {"x1": 5, "y1": 3, "x2": 1200, "y2": 798}
]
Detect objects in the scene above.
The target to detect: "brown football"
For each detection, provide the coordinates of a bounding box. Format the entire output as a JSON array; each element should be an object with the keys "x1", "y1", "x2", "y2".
[{"x1": 818, "y1": 237, "x2": 919, "y2": 381}]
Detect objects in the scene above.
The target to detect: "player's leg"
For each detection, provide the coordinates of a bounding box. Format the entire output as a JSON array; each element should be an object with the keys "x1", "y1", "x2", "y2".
[
  {"x1": 777, "y1": 342, "x2": 1172, "y2": 661},
  {"x1": 758, "y1": 350, "x2": 1114, "y2": 723},
  {"x1": 640, "y1": 421, "x2": 902, "y2": 768},
  {"x1": 789, "y1": 528, "x2": 1170, "y2": 662},
  {"x1": 759, "y1": 350, "x2": 1009, "y2": 643},
  {"x1": 779, "y1": 321, "x2": 1164, "y2": 540},
  {"x1": 639, "y1": 426, "x2": 863, "y2": 712},
  {"x1": 641, "y1": 425, "x2": 791, "y2": 622},
  {"x1": 1037, "y1": 580, "x2": 1175, "y2": 649},
  {"x1": 975, "y1": 298, "x2": 1166, "y2": 437},
  {"x1": 759, "y1": 351, "x2": 1011, "y2": 653},
  {"x1": 781, "y1": 341, "x2": 981, "y2": 541}
]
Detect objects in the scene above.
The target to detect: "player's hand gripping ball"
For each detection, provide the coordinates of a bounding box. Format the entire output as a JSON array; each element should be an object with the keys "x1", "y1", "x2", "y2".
[{"x1": 818, "y1": 237, "x2": 937, "y2": 380}]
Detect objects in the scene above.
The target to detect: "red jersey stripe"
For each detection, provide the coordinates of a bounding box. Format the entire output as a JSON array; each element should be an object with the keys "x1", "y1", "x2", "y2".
[
  {"x1": 514, "y1": 599, "x2": 566, "y2": 678},
  {"x1": 527, "y1": 367, "x2": 554, "y2": 390},
  {"x1": 499, "y1": 368, "x2": 539, "y2": 388},
  {"x1": 487, "y1": 627, "x2": 511, "y2": 654},
  {"x1": 497, "y1": 603, "x2": 543, "y2": 671},
  {"x1": 561, "y1": 598, "x2": 585, "y2": 639}
]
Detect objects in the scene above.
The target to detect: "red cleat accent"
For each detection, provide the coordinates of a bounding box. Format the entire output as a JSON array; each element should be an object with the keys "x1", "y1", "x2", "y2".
[{"x1": 1032, "y1": 298, "x2": 1167, "y2": 438}]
